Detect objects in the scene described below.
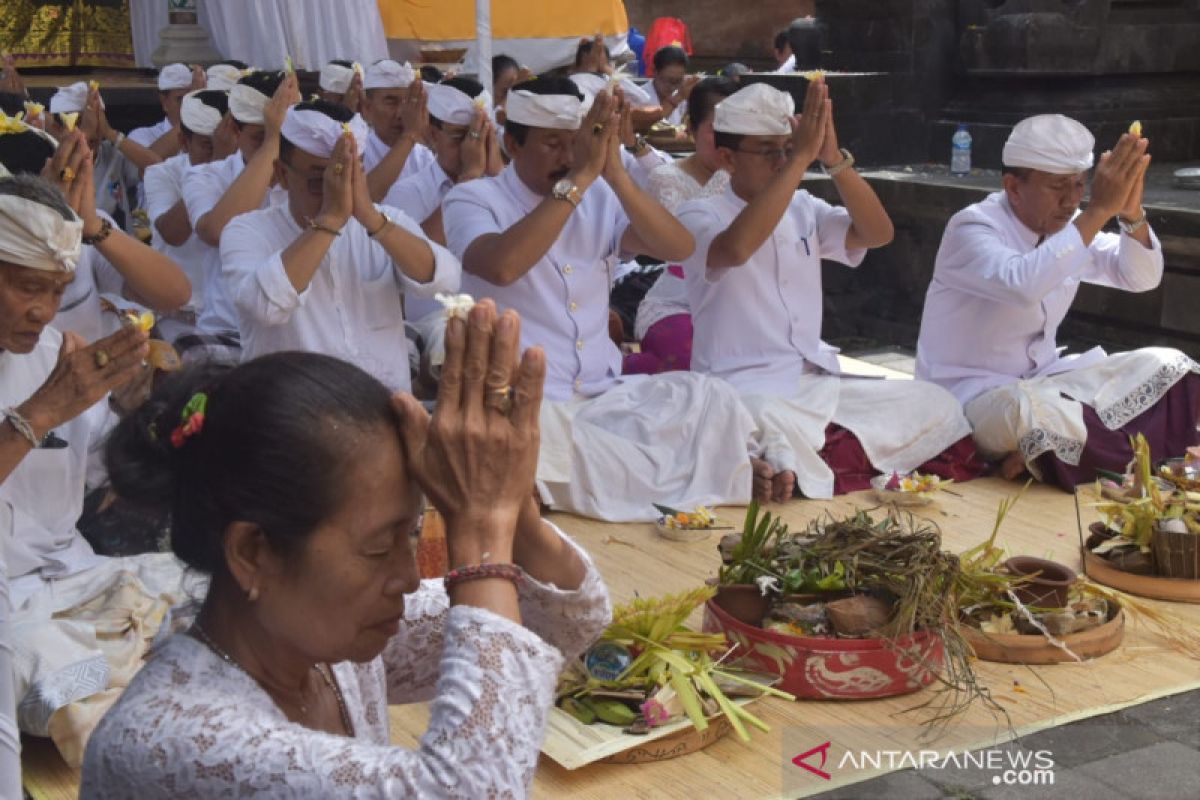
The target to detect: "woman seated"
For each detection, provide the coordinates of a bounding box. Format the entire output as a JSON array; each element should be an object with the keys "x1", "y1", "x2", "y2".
[{"x1": 81, "y1": 301, "x2": 611, "y2": 797}]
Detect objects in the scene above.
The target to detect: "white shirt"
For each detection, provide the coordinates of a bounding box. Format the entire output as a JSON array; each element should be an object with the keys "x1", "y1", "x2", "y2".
[
  {"x1": 444, "y1": 165, "x2": 630, "y2": 402},
  {"x1": 145, "y1": 152, "x2": 209, "y2": 312},
  {"x1": 651, "y1": 84, "x2": 687, "y2": 127},
  {"x1": 775, "y1": 54, "x2": 796, "y2": 74},
  {"x1": 0, "y1": 328, "x2": 108, "y2": 590},
  {"x1": 678, "y1": 184, "x2": 865, "y2": 394},
  {"x1": 221, "y1": 202, "x2": 460, "y2": 392},
  {"x1": 55, "y1": 210, "x2": 126, "y2": 344},
  {"x1": 183, "y1": 152, "x2": 288, "y2": 336},
  {"x1": 363, "y1": 128, "x2": 435, "y2": 178},
  {"x1": 915, "y1": 191, "x2": 1164, "y2": 404},
  {"x1": 92, "y1": 140, "x2": 140, "y2": 223},
  {"x1": 127, "y1": 117, "x2": 173, "y2": 149},
  {"x1": 383, "y1": 158, "x2": 464, "y2": 321},
  {"x1": 635, "y1": 164, "x2": 729, "y2": 339}
]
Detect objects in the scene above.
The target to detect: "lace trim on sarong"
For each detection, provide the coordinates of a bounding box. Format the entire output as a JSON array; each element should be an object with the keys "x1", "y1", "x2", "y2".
[
  {"x1": 17, "y1": 654, "x2": 109, "y2": 736},
  {"x1": 1019, "y1": 427, "x2": 1084, "y2": 467},
  {"x1": 1096, "y1": 353, "x2": 1200, "y2": 431}
]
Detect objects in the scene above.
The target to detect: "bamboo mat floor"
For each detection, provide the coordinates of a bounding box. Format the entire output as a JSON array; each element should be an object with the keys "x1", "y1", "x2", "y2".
[{"x1": 22, "y1": 479, "x2": 1200, "y2": 799}]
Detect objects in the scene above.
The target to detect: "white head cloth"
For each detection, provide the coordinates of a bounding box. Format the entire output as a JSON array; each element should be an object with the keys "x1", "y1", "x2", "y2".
[
  {"x1": 206, "y1": 64, "x2": 243, "y2": 91},
  {"x1": 506, "y1": 90, "x2": 586, "y2": 131},
  {"x1": 229, "y1": 83, "x2": 270, "y2": 125},
  {"x1": 158, "y1": 63, "x2": 193, "y2": 91},
  {"x1": 319, "y1": 62, "x2": 355, "y2": 94},
  {"x1": 280, "y1": 108, "x2": 370, "y2": 158},
  {"x1": 569, "y1": 72, "x2": 651, "y2": 107},
  {"x1": 1002, "y1": 114, "x2": 1095, "y2": 175},
  {"x1": 48, "y1": 82, "x2": 90, "y2": 115},
  {"x1": 0, "y1": 193, "x2": 82, "y2": 273},
  {"x1": 180, "y1": 91, "x2": 222, "y2": 136},
  {"x1": 364, "y1": 60, "x2": 415, "y2": 90},
  {"x1": 427, "y1": 84, "x2": 492, "y2": 126},
  {"x1": 714, "y1": 83, "x2": 794, "y2": 136}
]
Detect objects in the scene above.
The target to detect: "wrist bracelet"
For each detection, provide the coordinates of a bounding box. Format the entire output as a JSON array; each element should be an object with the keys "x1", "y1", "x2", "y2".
[
  {"x1": 306, "y1": 217, "x2": 343, "y2": 237},
  {"x1": 113, "y1": 131, "x2": 125, "y2": 148},
  {"x1": 3, "y1": 407, "x2": 42, "y2": 448},
  {"x1": 82, "y1": 217, "x2": 114, "y2": 246},
  {"x1": 368, "y1": 212, "x2": 393, "y2": 238},
  {"x1": 444, "y1": 563, "x2": 524, "y2": 592}
]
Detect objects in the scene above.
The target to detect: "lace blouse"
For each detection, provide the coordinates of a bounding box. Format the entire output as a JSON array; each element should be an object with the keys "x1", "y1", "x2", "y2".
[
  {"x1": 80, "y1": 529, "x2": 610, "y2": 798},
  {"x1": 635, "y1": 163, "x2": 731, "y2": 340}
]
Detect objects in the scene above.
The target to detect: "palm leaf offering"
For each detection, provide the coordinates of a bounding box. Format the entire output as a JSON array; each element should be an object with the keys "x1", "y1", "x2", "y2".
[{"x1": 556, "y1": 586, "x2": 793, "y2": 741}]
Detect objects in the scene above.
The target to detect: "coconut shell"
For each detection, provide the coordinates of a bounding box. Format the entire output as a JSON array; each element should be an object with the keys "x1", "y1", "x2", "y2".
[{"x1": 825, "y1": 594, "x2": 893, "y2": 637}]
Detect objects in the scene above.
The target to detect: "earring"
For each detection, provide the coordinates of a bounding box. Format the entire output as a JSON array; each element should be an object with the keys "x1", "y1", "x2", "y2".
[{"x1": 248, "y1": 585, "x2": 260, "y2": 602}]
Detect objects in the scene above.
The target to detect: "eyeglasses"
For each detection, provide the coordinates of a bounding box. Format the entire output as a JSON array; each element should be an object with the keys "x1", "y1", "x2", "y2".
[{"x1": 735, "y1": 146, "x2": 793, "y2": 163}]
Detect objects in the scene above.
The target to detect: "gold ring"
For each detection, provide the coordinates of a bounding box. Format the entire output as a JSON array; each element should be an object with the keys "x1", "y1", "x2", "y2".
[
  {"x1": 60, "y1": 166, "x2": 76, "y2": 182},
  {"x1": 93, "y1": 349, "x2": 110, "y2": 369},
  {"x1": 468, "y1": 130, "x2": 481, "y2": 139},
  {"x1": 592, "y1": 123, "x2": 605, "y2": 136},
  {"x1": 485, "y1": 385, "x2": 513, "y2": 414},
  {"x1": 333, "y1": 163, "x2": 344, "y2": 175}
]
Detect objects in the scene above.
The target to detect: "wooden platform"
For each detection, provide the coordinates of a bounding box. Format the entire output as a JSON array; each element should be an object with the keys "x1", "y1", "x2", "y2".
[{"x1": 22, "y1": 480, "x2": 1200, "y2": 799}]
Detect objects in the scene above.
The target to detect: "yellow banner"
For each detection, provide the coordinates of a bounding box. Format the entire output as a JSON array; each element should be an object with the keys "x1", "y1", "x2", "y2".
[{"x1": 378, "y1": 0, "x2": 628, "y2": 42}]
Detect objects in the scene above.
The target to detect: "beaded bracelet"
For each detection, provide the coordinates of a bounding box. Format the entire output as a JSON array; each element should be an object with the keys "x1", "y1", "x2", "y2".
[
  {"x1": 2, "y1": 406, "x2": 41, "y2": 448},
  {"x1": 443, "y1": 562, "x2": 525, "y2": 592}
]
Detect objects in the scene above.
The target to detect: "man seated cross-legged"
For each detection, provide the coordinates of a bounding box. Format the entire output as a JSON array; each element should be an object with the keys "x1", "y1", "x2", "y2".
[
  {"x1": 443, "y1": 78, "x2": 758, "y2": 521},
  {"x1": 677, "y1": 81, "x2": 981, "y2": 503},
  {"x1": 916, "y1": 114, "x2": 1199, "y2": 487}
]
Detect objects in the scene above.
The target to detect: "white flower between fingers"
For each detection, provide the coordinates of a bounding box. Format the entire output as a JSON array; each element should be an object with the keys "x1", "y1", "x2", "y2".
[{"x1": 436, "y1": 293, "x2": 476, "y2": 320}]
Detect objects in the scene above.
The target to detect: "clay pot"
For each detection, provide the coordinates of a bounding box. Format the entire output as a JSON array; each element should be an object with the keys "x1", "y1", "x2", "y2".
[
  {"x1": 711, "y1": 584, "x2": 770, "y2": 627},
  {"x1": 1003, "y1": 556, "x2": 1076, "y2": 609}
]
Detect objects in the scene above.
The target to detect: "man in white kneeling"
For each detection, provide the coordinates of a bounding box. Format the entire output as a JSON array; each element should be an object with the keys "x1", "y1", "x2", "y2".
[{"x1": 916, "y1": 114, "x2": 1198, "y2": 487}]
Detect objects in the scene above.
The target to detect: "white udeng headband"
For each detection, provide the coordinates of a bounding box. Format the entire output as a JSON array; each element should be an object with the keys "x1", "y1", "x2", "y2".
[
  {"x1": 48, "y1": 82, "x2": 90, "y2": 115},
  {"x1": 280, "y1": 108, "x2": 370, "y2": 158},
  {"x1": 713, "y1": 83, "x2": 794, "y2": 136},
  {"x1": 319, "y1": 62, "x2": 355, "y2": 94},
  {"x1": 505, "y1": 90, "x2": 585, "y2": 131},
  {"x1": 158, "y1": 63, "x2": 193, "y2": 91},
  {"x1": 180, "y1": 91, "x2": 223, "y2": 136},
  {"x1": 206, "y1": 64, "x2": 243, "y2": 91},
  {"x1": 0, "y1": 193, "x2": 83, "y2": 273},
  {"x1": 427, "y1": 84, "x2": 492, "y2": 126},
  {"x1": 1002, "y1": 114, "x2": 1095, "y2": 175},
  {"x1": 229, "y1": 83, "x2": 270, "y2": 125},
  {"x1": 364, "y1": 60, "x2": 415, "y2": 90}
]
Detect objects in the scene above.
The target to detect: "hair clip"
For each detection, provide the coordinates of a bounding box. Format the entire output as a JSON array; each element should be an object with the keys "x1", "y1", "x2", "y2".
[{"x1": 170, "y1": 392, "x2": 208, "y2": 448}]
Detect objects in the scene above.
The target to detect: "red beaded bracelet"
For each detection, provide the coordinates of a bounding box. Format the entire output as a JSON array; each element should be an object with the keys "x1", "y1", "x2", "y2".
[{"x1": 443, "y1": 562, "x2": 525, "y2": 592}]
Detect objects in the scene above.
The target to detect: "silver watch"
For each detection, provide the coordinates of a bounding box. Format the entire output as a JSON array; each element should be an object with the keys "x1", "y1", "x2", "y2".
[
  {"x1": 551, "y1": 178, "x2": 582, "y2": 208},
  {"x1": 1117, "y1": 210, "x2": 1148, "y2": 235}
]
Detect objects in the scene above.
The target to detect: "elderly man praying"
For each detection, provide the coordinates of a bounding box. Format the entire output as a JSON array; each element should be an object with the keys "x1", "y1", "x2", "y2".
[{"x1": 916, "y1": 114, "x2": 1198, "y2": 487}]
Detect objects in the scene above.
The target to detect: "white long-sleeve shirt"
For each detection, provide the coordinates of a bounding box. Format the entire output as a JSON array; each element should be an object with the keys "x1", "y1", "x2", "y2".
[
  {"x1": 221, "y1": 202, "x2": 460, "y2": 392},
  {"x1": 145, "y1": 152, "x2": 209, "y2": 313},
  {"x1": 915, "y1": 191, "x2": 1164, "y2": 404},
  {"x1": 182, "y1": 152, "x2": 288, "y2": 337},
  {"x1": 678, "y1": 184, "x2": 865, "y2": 394},
  {"x1": 363, "y1": 128, "x2": 435, "y2": 177},
  {"x1": 443, "y1": 164, "x2": 630, "y2": 402}
]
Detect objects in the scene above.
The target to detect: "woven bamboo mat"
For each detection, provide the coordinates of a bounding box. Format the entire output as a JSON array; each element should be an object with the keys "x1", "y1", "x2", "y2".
[{"x1": 24, "y1": 478, "x2": 1200, "y2": 799}]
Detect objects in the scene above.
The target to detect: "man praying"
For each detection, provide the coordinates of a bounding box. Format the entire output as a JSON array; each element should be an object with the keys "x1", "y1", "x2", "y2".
[
  {"x1": 443, "y1": 77, "x2": 758, "y2": 521},
  {"x1": 916, "y1": 114, "x2": 1198, "y2": 486},
  {"x1": 317, "y1": 59, "x2": 363, "y2": 111},
  {"x1": 677, "y1": 81, "x2": 980, "y2": 503},
  {"x1": 128, "y1": 63, "x2": 205, "y2": 160},
  {"x1": 361, "y1": 59, "x2": 435, "y2": 200}
]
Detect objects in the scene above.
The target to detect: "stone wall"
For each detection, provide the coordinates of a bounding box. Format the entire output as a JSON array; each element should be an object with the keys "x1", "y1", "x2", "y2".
[{"x1": 623, "y1": 0, "x2": 814, "y2": 66}]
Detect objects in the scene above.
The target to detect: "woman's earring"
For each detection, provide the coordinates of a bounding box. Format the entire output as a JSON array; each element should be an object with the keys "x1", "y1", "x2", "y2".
[{"x1": 248, "y1": 585, "x2": 260, "y2": 602}]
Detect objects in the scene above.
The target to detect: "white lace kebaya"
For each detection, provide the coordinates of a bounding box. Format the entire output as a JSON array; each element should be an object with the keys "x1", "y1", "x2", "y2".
[{"x1": 80, "y1": 528, "x2": 611, "y2": 799}]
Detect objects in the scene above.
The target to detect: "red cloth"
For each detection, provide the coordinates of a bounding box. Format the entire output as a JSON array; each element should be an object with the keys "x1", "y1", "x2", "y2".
[
  {"x1": 622, "y1": 313, "x2": 693, "y2": 375},
  {"x1": 818, "y1": 424, "x2": 985, "y2": 495},
  {"x1": 1036, "y1": 371, "x2": 1200, "y2": 490},
  {"x1": 643, "y1": 17, "x2": 693, "y2": 76}
]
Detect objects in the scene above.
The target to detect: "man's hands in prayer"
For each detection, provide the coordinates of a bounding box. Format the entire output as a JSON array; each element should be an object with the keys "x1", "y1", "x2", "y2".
[
  {"x1": 343, "y1": 71, "x2": 365, "y2": 115},
  {"x1": 789, "y1": 77, "x2": 829, "y2": 169},
  {"x1": 601, "y1": 92, "x2": 632, "y2": 185},
  {"x1": 1075, "y1": 132, "x2": 1150, "y2": 245},
  {"x1": 484, "y1": 121, "x2": 504, "y2": 176},
  {"x1": 212, "y1": 113, "x2": 239, "y2": 161},
  {"x1": 263, "y1": 73, "x2": 301, "y2": 142},
  {"x1": 816, "y1": 85, "x2": 845, "y2": 168},
  {"x1": 578, "y1": 34, "x2": 613, "y2": 75},
  {"x1": 318, "y1": 132, "x2": 355, "y2": 230},
  {"x1": 189, "y1": 64, "x2": 207, "y2": 91},
  {"x1": 393, "y1": 300, "x2": 546, "y2": 566},
  {"x1": 17, "y1": 327, "x2": 149, "y2": 440},
  {"x1": 398, "y1": 79, "x2": 428, "y2": 147},
  {"x1": 458, "y1": 108, "x2": 489, "y2": 182},
  {"x1": 570, "y1": 89, "x2": 618, "y2": 190},
  {"x1": 41, "y1": 131, "x2": 104, "y2": 238}
]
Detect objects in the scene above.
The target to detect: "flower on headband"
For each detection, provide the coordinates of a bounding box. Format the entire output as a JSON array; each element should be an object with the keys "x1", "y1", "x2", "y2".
[{"x1": 170, "y1": 392, "x2": 208, "y2": 448}]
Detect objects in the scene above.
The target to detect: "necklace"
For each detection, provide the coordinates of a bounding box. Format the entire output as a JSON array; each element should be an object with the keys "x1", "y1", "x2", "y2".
[{"x1": 190, "y1": 622, "x2": 355, "y2": 736}]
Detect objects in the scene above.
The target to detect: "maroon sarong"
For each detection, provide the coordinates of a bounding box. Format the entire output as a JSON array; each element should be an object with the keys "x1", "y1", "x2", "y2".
[
  {"x1": 622, "y1": 313, "x2": 693, "y2": 375},
  {"x1": 1035, "y1": 372, "x2": 1200, "y2": 490},
  {"x1": 817, "y1": 424, "x2": 986, "y2": 495}
]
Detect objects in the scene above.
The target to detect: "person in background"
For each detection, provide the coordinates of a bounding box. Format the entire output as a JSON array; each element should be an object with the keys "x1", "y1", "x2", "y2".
[
  {"x1": 318, "y1": 59, "x2": 365, "y2": 112},
  {"x1": 206, "y1": 60, "x2": 249, "y2": 92},
  {"x1": 361, "y1": 60, "x2": 436, "y2": 200},
  {"x1": 649, "y1": 45, "x2": 700, "y2": 127},
  {"x1": 128, "y1": 63, "x2": 207, "y2": 160},
  {"x1": 773, "y1": 29, "x2": 795, "y2": 73}
]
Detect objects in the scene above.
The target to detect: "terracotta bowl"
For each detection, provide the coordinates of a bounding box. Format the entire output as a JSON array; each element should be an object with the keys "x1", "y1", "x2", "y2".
[
  {"x1": 1003, "y1": 556, "x2": 1076, "y2": 609},
  {"x1": 1083, "y1": 551, "x2": 1200, "y2": 604},
  {"x1": 963, "y1": 603, "x2": 1125, "y2": 665}
]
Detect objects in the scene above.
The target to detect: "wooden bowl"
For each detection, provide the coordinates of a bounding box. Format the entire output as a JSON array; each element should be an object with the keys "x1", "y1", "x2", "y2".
[
  {"x1": 963, "y1": 605, "x2": 1125, "y2": 664},
  {"x1": 1083, "y1": 551, "x2": 1200, "y2": 604},
  {"x1": 598, "y1": 715, "x2": 732, "y2": 764}
]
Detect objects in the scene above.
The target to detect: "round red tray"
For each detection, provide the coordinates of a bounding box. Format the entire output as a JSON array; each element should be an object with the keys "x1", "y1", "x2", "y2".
[{"x1": 703, "y1": 599, "x2": 943, "y2": 700}]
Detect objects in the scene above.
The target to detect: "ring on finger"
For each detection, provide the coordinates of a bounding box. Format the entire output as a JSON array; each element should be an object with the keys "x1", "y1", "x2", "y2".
[
  {"x1": 60, "y1": 166, "x2": 76, "y2": 182},
  {"x1": 93, "y1": 349, "x2": 110, "y2": 369},
  {"x1": 484, "y1": 384, "x2": 513, "y2": 415},
  {"x1": 592, "y1": 123, "x2": 605, "y2": 136},
  {"x1": 333, "y1": 162, "x2": 344, "y2": 175},
  {"x1": 468, "y1": 130, "x2": 482, "y2": 139}
]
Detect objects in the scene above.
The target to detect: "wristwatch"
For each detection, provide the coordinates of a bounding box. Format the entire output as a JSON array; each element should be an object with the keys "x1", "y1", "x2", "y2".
[
  {"x1": 1117, "y1": 209, "x2": 1148, "y2": 235},
  {"x1": 824, "y1": 148, "x2": 855, "y2": 177},
  {"x1": 625, "y1": 134, "x2": 650, "y2": 157},
  {"x1": 552, "y1": 178, "x2": 583, "y2": 208}
]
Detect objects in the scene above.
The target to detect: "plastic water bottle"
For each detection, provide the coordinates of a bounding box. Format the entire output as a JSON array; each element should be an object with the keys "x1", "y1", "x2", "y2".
[{"x1": 950, "y1": 124, "x2": 972, "y2": 176}]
